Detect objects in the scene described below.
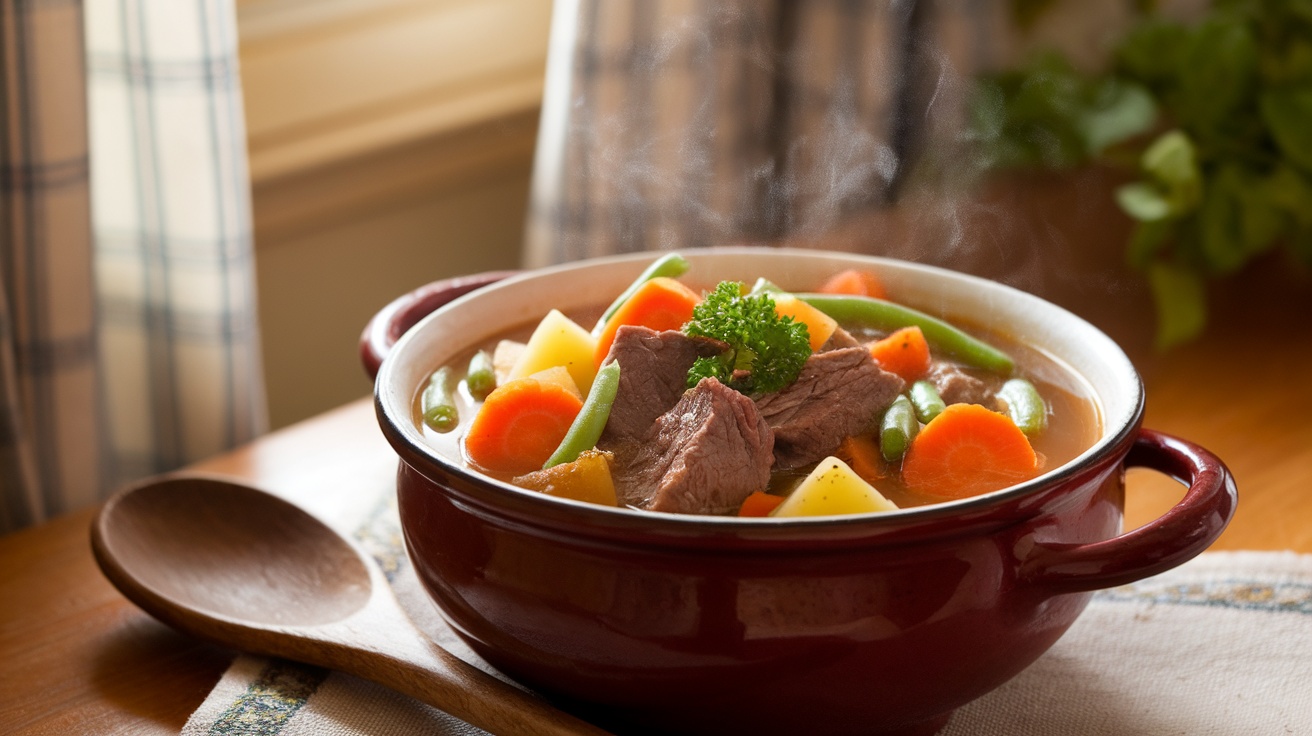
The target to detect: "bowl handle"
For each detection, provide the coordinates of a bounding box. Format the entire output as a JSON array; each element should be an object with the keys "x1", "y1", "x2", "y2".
[
  {"x1": 359, "y1": 271, "x2": 517, "y2": 381},
  {"x1": 1020, "y1": 429, "x2": 1237, "y2": 594}
]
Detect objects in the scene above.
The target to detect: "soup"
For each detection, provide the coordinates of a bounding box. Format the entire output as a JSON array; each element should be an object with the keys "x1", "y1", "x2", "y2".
[{"x1": 414, "y1": 256, "x2": 1101, "y2": 517}]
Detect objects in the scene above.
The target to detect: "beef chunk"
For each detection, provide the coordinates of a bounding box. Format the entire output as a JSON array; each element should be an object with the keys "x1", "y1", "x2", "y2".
[
  {"x1": 608, "y1": 378, "x2": 774, "y2": 515},
  {"x1": 927, "y1": 363, "x2": 997, "y2": 407},
  {"x1": 754, "y1": 347, "x2": 904, "y2": 470},
  {"x1": 599, "y1": 326, "x2": 726, "y2": 445}
]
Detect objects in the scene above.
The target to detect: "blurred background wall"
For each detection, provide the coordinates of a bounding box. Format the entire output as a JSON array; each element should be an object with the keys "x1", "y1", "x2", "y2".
[{"x1": 235, "y1": 0, "x2": 551, "y2": 428}]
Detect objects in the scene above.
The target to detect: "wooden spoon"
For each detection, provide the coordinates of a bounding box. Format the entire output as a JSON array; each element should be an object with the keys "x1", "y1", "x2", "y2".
[{"x1": 90, "y1": 474, "x2": 608, "y2": 736}]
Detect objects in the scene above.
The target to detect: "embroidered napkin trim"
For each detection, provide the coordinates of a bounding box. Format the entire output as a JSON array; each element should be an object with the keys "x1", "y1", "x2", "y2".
[
  {"x1": 204, "y1": 661, "x2": 328, "y2": 736},
  {"x1": 1097, "y1": 577, "x2": 1312, "y2": 614}
]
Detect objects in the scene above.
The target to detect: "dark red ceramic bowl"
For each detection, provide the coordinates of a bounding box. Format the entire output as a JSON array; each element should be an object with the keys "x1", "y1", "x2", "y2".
[{"x1": 362, "y1": 248, "x2": 1235, "y2": 736}]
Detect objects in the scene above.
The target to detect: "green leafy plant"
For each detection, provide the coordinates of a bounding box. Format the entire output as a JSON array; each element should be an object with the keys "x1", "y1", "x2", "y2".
[
  {"x1": 684, "y1": 281, "x2": 811, "y2": 394},
  {"x1": 972, "y1": 0, "x2": 1312, "y2": 348}
]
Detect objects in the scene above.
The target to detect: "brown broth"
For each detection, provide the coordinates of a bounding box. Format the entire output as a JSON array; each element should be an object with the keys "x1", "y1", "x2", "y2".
[{"x1": 416, "y1": 305, "x2": 1102, "y2": 512}]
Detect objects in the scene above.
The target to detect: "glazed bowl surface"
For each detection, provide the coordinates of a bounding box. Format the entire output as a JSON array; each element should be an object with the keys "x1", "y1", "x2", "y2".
[{"x1": 365, "y1": 247, "x2": 1234, "y2": 736}]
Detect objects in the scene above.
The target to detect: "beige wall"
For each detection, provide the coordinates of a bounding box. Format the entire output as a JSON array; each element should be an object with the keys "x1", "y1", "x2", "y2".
[
  {"x1": 237, "y1": 0, "x2": 550, "y2": 429},
  {"x1": 254, "y1": 155, "x2": 532, "y2": 429}
]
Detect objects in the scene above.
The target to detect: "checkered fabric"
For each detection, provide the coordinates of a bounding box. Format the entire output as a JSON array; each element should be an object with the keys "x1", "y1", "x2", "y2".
[
  {"x1": 0, "y1": 0, "x2": 265, "y2": 533},
  {"x1": 1, "y1": 0, "x2": 102, "y2": 531},
  {"x1": 524, "y1": 0, "x2": 1020, "y2": 268}
]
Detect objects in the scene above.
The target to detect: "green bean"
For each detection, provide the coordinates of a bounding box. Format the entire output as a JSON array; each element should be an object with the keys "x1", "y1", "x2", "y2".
[
  {"x1": 749, "y1": 277, "x2": 785, "y2": 295},
  {"x1": 909, "y1": 380, "x2": 947, "y2": 424},
  {"x1": 593, "y1": 253, "x2": 691, "y2": 335},
  {"x1": 544, "y1": 361, "x2": 622, "y2": 469},
  {"x1": 465, "y1": 349, "x2": 496, "y2": 400},
  {"x1": 420, "y1": 367, "x2": 459, "y2": 433},
  {"x1": 797, "y1": 294, "x2": 1015, "y2": 375},
  {"x1": 998, "y1": 378, "x2": 1048, "y2": 436},
  {"x1": 879, "y1": 395, "x2": 920, "y2": 462}
]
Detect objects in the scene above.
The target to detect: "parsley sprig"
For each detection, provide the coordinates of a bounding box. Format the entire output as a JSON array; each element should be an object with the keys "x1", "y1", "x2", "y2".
[{"x1": 684, "y1": 281, "x2": 811, "y2": 395}]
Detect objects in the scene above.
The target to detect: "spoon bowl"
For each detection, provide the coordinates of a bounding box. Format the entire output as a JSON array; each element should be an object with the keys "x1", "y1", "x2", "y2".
[{"x1": 91, "y1": 473, "x2": 606, "y2": 736}]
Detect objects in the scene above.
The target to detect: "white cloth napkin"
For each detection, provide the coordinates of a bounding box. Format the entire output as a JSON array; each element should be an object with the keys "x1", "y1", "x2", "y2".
[{"x1": 182, "y1": 491, "x2": 1312, "y2": 736}]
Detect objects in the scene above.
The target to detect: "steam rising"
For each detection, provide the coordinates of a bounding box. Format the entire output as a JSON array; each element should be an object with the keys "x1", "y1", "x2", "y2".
[{"x1": 526, "y1": 0, "x2": 1160, "y2": 351}]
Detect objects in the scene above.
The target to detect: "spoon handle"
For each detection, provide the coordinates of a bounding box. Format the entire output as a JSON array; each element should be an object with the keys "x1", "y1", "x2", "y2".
[
  {"x1": 294, "y1": 600, "x2": 611, "y2": 736},
  {"x1": 89, "y1": 474, "x2": 611, "y2": 734},
  {"x1": 343, "y1": 637, "x2": 611, "y2": 736},
  {"x1": 298, "y1": 623, "x2": 610, "y2": 736}
]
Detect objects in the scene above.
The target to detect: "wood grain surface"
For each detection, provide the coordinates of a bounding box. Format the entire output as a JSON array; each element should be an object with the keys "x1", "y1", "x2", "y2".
[
  {"x1": 0, "y1": 400, "x2": 394, "y2": 736},
  {"x1": 1124, "y1": 259, "x2": 1312, "y2": 553},
  {"x1": 1, "y1": 260, "x2": 1309, "y2": 735}
]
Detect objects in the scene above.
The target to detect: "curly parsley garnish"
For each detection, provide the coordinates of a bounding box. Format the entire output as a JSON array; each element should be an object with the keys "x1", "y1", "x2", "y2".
[{"x1": 684, "y1": 281, "x2": 811, "y2": 395}]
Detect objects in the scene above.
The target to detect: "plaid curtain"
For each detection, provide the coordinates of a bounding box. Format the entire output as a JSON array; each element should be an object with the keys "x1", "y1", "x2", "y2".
[
  {"x1": 523, "y1": 0, "x2": 1138, "y2": 268},
  {"x1": 0, "y1": 0, "x2": 100, "y2": 531},
  {"x1": 524, "y1": 0, "x2": 993, "y2": 266},
  {"x1": 0, "y1": 0, "x2": 265, "y2": 533}
]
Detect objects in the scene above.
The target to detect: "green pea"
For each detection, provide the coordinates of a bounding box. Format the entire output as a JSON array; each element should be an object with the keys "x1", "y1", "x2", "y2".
[
  {"x1": 421, "y1": 367, "x2": 459, "y2": 433},
  {"x1": 798, "y1": 294, "x2": 1015, "y2": 375},
  {"x1": 909, "y1": 380, "x2": 947, "y2": 424},
  {"x1": 879, "y1": 395, "x2": 920, "y2": 462},
  {"x1": 998, "y1": 378, "x2": 1048, "y2": 436},
  {"x1": 544, "y1": 361, "x2": 622, "y2": 469}
]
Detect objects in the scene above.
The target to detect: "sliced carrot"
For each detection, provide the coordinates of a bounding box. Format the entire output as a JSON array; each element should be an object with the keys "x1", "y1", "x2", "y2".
[
  {"x1": 836, "y1": 434, "x2": 886, "y2": 483},
  {"x1": 593, "y1": 276, "x2": 702, "y2": 366},
  {"x1": 738, "y1": 491, "x2": 785, "y2": 517},
  {"x1": 868, "y1": 326, "x2": 932, "y2": 382},
  {"x1": 901, "y1": 403, "x2": 1038, "y2": 500},
  {"x1": 818, "y1": 269, "x2": 888, "y2": 299},
  {"x1": 464, "y1": 377, "x2": 583, "y2": 475}
]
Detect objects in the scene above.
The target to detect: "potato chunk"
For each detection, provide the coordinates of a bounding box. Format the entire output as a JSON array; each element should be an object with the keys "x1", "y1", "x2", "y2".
[
  {"x1": 491, "y1": 339, "x2": 525, "y2": 385},
  {"x1": 508, "y1": 309, "x2": 598, "y2": 394},
  {"x1": 512, "y1": 450, "x2": 618, "y2": 507},
  {"x1": 771, "y1": 457, "x2": 898, "y2": 517},
  {"x1": 526, "y1": 366, "x2": 582, "y2": 401}
]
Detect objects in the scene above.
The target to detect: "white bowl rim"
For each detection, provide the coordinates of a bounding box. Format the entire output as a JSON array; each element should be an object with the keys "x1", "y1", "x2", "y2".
[{"x1": 375, "y1": 246, "x2": 1144, "y2": 527}]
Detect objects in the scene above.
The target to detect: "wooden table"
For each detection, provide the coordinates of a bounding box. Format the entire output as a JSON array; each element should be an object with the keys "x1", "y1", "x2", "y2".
[
  {"x1": 2, "y1": 271, "x2": 1310, "y2": 735},
  {"x1": 0, "y1": 398, "x2": 400, "y2": 736}
]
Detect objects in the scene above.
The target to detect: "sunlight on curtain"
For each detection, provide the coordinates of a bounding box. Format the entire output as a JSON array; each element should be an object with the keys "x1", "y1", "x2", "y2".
[
  {"x1": 86, "y1": 0, "x2": 266, "y2": 485},
  {"x1": 0, "y1": 0, "x2": 102, "y2": 531},
  {"x1": 0, "y1": 0, "x2": 266, "y2": 533}
]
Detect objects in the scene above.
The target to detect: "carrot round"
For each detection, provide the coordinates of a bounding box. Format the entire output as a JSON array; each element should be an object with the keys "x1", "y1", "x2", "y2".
[
  {"x1": 464, "y1": 377, "x2": 583, "y2": 475},
  {"x1": 818, "y1": 269, "x2": 887, "y2": 299},
  {"x1": 738, "y1": 491, "x2": 785, "y2": 517},
  {"x1": 869, "y1": 326, "x2": 932, "y2": 382},
  {"x1": 593, "y1": 276, "x2": 701, "y2": 365},
  {"x1": 901, "y1": 403, "x2": 1038, "y2": 500}
]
